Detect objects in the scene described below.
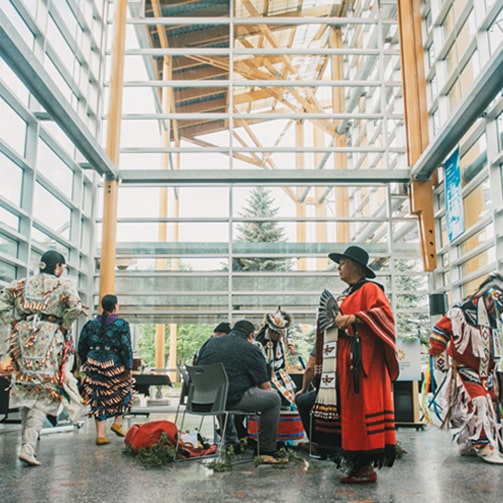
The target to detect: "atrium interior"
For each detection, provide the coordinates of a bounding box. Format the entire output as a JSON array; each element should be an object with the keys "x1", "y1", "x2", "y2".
[
  {"x1": 1, "y1": 1, "x2": 503, "y2": 499},
  {"x1": 0, "y1": 0, "x2": 502, "y2": 364}
]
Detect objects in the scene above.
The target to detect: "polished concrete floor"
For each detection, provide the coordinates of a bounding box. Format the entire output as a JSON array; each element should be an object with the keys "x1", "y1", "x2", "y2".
[{"x1": 1, "y1": 399, "x2": 503, "y2": 503}]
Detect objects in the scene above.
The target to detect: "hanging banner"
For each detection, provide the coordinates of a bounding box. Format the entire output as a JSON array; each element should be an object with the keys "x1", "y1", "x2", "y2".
[
  {"x1": 444, "y1": 147, "x2": 464, "y2": 242},
  {"x1": 396, "y1": 337, "x2": 422, "y2": 381}
]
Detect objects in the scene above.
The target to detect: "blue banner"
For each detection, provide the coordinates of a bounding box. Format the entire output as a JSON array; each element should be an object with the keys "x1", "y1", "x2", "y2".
[{"x1": 445, "y1": 147, "x2": 464, "y2": 242}]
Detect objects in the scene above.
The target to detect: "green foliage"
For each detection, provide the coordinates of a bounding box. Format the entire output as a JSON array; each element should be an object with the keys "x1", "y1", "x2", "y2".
[
  {"x1": 137, "y1": 324, "x2": 156, "y2": 367},
  {"x1": 234, "y1": 187, "x2": 292, "y2": 272},
  {"x1": 122, "y1": 432, "x2": 177, "y2": 468},
  {"x1": 289, "y1": 324, "x2": 316, "y2": 364},
  {"x1": 136, "y1": 323, "x2": 213, "y2": 368},
  {"x1": 176, "y1": 323, "x2": 213, "y2": 365},
  {"x1": 206, "y1": 445, "x2": 236, "y2": 472}
]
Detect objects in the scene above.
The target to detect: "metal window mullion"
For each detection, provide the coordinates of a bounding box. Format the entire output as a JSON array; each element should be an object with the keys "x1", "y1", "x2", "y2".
[
  {"x1": 119, "y1": 79, "x2": 401, "y2": 88},
  {"x1": 38, "y1": 127, "x2": 81, "y2": 174},
  {"x1": 431, "y1": 0, "x2": 452, "y2": 28},
  {"x1": 8, "y1": 0, "x2": 42, "y2": 37},
  {"x1": 485, "y1": 97, "x2": 503, "y2": 270},
  {"x1": 121, "y1": 47, "x2": 399, "y2": 56},
  {"x1": 118, "y1": 112, "x2": 403, "y2": 120},
  {"x1": 34, "y1": 171, "x2": 80, "y2": 213},
  {"x1": 0, "y1": 194, "x2": 30, "y2": 223},
  {"x1": 47, "y1": 4, "x2": 88, "y2": 67},
  {"x1": 125, "y1": 16, "x2": 388, "y2": 27},
  {"x1": 119, "y1": 146, "x2": 405, "y2": 153},
  {"x1": 437, "y1": 37, "x2": 477, "y2": 98},
  {"x1": 435, "y1": 1, "x2": 473, "y2": 61},
  {"x1": 479, "y1": 0, "x2": 503, "y2": 30}
]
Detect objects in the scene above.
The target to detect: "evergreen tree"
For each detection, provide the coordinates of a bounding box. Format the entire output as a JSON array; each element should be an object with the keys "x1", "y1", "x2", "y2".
[
  {"x1": 234, "y1": 187, "x2": 292, "y2": 271},
  {"x1": 394, "y1": 259, "x2": 429, "y2": 343}
]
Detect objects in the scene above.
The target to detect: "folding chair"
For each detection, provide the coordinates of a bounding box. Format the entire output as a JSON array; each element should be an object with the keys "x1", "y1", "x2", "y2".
[
  {"x1": 178, "y1": 363, "x2": 259, "y2": 461},
  {"x1": 174, "y1": 365, "x2": 190, "y2": 425}
]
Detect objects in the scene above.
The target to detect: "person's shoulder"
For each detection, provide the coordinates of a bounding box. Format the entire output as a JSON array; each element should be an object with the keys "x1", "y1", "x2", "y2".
[
  {"x1": 361, "y1": 280, "x2": 386, "y2": 294},
  {"x1": 200, "y1": 334, "x2": 226, "y2": 351},
  {"x1": 57, "y1": 276, "x2": 77, "y2": 289},
  {"x1": 115, "y1": 317, "x2": 129, "y2": 326},
  {"x1": 80, "y1": 318, "x2": 95, "y2": 333},
  {"x1": 355, "y1": 281, "x2": 390, "y2": 306},
  {"x1": 242, "y1": 340, "x2": 265, "y2": 356}
]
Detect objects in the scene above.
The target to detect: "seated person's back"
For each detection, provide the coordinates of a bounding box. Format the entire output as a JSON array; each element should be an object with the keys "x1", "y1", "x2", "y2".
[{"x1": 197, "y1": 320, "x2": 270, "y2": 407}]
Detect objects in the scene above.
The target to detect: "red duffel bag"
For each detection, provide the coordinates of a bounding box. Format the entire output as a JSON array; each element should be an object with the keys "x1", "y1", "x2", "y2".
[{"x1": 125, "y1": 420, "x2": 178, "y2": 452}]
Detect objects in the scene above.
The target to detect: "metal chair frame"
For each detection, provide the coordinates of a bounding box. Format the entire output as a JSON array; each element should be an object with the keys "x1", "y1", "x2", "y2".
[
  {"x1": 174, "y1": 365, "x2": 191, "y2": 425},
  {"x1": 177, "y1": 363, "x2": 259, "y2": 461}
]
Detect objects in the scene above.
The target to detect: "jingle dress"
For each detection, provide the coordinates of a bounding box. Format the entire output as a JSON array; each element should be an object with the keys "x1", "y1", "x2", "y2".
[
  {"x1": 78, "y1": 315, "x2": 134, "y2": 420},
  {"x1": 0, "y1": 273, "x2": 84, "y2": 415}
]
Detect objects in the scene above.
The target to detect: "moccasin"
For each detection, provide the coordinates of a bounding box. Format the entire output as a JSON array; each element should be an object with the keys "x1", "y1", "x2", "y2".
[
  {"x1": 476, "y1": 445, "x2": 503, "y2": 464},
  {"x1": 256, "y1": 449, "x2": 289, "y2": 464},
  {"x1": 111, "y1": 423, "x2": 125, "y2": 437},
  {"x1": 96, "y1": 436, "x2": 111, "y2": 445},
  {"x1": 340, "y1": 472, "x2": 377, "y2": 484},
  {"x1": 18, "y1": 452, "x2": 41, "y2": 466}
]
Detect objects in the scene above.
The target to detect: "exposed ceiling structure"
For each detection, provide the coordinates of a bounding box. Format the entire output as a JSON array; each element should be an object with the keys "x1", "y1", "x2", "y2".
[
  {"x1": 110, "y1": 0, "x2": 417, "y2": 324},
  {"x1": 143, "y1": 0, "x2": 352, "y2": 143}
]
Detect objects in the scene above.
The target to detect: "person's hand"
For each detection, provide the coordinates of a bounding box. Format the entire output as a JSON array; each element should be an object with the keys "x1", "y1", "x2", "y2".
[
  {"x1": 294, "y1": 389, "x2": 305, "y2": 400},
  {"x1": 335, "y1": 314, "x2": 357, "y2": 329}
]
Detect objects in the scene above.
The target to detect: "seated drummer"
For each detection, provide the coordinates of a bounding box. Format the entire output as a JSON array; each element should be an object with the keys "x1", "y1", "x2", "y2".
[{"x1": 197, "y1": 320, "x2": 286, "y2": 462}]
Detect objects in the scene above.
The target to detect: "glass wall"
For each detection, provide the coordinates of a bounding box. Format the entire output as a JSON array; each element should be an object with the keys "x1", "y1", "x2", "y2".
[
  {"x1": 423, "y1": 0, "x2": 503, "y2": 301},
  {"x1": 2, "y1": 0, "x2": 500, "y2": 338},
  {"x1": 0, "y1": 0, "x2": 108, "y2": 308}
]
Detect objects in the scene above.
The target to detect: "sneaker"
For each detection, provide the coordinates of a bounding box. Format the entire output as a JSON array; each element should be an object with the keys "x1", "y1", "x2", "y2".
[
  {"x1": 96, "y1": 436, "x2": 111, "y2": 445},
  {"x1": 111, "y1": 423, "x2": 125, "y2": 437},
  {"x1": 476, "y1": 445, "x2": 503, "y2": 464}
]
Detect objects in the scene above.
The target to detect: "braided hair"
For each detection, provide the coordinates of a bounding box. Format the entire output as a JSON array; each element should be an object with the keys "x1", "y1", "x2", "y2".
[{"x1": 100, "y1": 294, "x2": 118, "y2": 332}]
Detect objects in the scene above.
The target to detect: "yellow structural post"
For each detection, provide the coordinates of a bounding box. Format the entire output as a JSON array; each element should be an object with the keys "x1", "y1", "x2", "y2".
[
  {"x1": 398, "y1": 0, "x2": 436, "y2": 271},
  {"x1": 313, "y1": 126, "x2": 328, "y2": 269},
  {"x1": 153, "y1": 56, "x2": 172, "y2": 372},
  {"x1": 296, "y1": 120, "x2": 307, "y2": 271},
  {"x1": 98, "y1": 0, "x2": 127, "y2": 306},
  {"x1": 331, "y1": 27, "x2": 350, "y2": 243}
]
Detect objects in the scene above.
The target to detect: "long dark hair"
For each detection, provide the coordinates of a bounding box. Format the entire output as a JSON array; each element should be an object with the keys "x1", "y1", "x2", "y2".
[
  {"x1": 100, "y1": 294, "x2": 118, "y2": 332},
  {"x1": 39, "y1": 250, "x2": 66, "y2": 275}
]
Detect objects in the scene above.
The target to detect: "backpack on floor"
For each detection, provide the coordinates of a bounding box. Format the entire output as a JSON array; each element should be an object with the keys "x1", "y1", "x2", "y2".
[{"x1": 125, "y1": 420, "x2": 178, "y2": 452}]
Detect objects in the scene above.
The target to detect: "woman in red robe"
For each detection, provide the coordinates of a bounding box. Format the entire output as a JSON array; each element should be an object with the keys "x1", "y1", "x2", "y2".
[{"x1": 313, "y1": 246, "x2": 398, "y2": 483}]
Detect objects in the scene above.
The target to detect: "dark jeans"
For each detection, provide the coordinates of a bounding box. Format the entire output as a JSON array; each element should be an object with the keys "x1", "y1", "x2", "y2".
[
  {"x1": 295, "y1": 390, "x2": 316, "y2": 439},
  {"x1": 232, "y1": 387, "x2": 281, "y2": 452}
]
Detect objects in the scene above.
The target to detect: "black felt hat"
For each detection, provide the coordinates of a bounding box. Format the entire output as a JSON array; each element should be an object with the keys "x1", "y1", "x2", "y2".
[{"x1": 328, "y1": 245, "x2": 376, "y2": 278}]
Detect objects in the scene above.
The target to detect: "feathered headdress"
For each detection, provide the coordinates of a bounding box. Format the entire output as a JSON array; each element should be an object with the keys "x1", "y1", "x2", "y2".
[
  {"x1": 264, "y1": 306, "x2": 292, "y2": 330},
  {"x1": 474, "y1": 273, "x2": 503, "y2": 302}
]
